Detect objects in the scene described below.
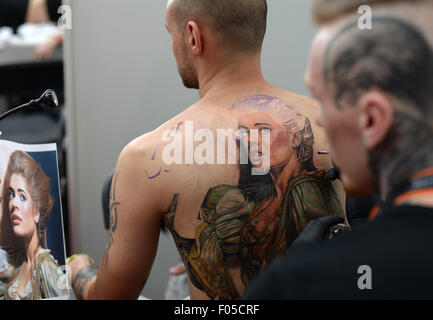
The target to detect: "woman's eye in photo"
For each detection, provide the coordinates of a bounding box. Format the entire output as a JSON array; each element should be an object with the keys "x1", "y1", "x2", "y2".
[
  {"x1": 20, "y1": 194, "x2": 26, "y2": 201},
  {"x1": 8, "y1": 190, "x2": 14, "y2": 200}
]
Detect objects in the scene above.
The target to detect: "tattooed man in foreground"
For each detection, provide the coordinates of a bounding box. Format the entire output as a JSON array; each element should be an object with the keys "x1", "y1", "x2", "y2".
[
  {"x1": 67, "y1": 0, "x2": 345, "y2": 300},
  {"x1": 245, "y1": 0, "x2": 433, "y2": 300}
]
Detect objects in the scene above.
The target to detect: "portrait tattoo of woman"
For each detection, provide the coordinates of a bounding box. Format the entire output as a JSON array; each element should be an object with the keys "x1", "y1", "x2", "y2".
[
  {"x1": 0, "y1": 151, "x2": 67, "y2": 300},
  {"x1": 163, "y1": 95, "x2": 344, "y2": 300}
]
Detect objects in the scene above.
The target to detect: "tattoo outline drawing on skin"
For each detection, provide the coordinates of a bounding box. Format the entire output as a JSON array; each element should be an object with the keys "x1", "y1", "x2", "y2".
[{"x1": 146, "y1": 148, "x2": 172, "y2": 180}]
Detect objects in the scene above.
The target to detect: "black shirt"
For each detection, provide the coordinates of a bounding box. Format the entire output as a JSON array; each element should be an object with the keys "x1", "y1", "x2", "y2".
[{"x1": 244, "y1": 205, "x2": 433, "y2": 300}]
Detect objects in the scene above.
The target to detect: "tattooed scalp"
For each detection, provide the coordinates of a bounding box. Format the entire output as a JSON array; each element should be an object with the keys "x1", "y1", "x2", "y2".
[{"x1": 324, "y1": 16, "x2": 433, "y2": 197}]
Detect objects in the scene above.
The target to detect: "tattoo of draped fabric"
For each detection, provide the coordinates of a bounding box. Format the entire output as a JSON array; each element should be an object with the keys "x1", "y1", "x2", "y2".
[
  {"x1": 173, "y1": 95, "x2": 344, "y2": 299},
  {"x1": 102, "y1": 171, "x2": 120, "y2": 268},
  {"x1": 74, "y1": 265, "x2": 97, "y2": 300}
]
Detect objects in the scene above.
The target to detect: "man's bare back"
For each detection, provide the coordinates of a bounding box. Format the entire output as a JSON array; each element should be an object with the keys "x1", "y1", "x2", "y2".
[
  {"x1": 68, "y1": 0, "x2": 345, "y2": 300},
  {"x1": 128, "y1": 86, "x2": 345, "y2": 299}
]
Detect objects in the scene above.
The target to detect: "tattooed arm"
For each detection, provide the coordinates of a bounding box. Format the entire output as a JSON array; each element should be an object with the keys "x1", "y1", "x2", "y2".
[
  {"x1": 68, "y1": 137, "x2": 166, "y2": 299},
  {"x1": 68, "y1": 255, "x2": 97, "y2": 300}
]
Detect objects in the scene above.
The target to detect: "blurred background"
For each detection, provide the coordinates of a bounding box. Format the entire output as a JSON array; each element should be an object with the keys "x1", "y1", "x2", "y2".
[{"x1": 0, "y1": 0, "x2": 316, "y2": 299}]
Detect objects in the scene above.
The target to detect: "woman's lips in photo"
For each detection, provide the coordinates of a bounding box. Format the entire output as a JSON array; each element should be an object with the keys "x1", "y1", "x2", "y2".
[{"x1": 11, "y1": 214, "x2": 22, "y2": 225}]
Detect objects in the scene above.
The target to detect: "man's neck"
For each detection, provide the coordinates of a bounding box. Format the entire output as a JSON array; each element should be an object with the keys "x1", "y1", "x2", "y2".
[
  {"x1": 370, "y1": 112, "x2": 433, "y2": 207},
  {"x1": 197, "y1": 54, "x2": 268, "y2": 101}
]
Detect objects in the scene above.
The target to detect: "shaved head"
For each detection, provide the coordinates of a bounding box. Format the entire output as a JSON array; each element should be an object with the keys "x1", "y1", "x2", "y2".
[
  {"x1": 310, "y1": 0, "x2": 433, "y2": 198},
  {"x1": 168, "y1": 0, "x2": 267, "y2": 54},
  {"x1": 315, "y1": 0, "x2": 433, "y2": 117}
]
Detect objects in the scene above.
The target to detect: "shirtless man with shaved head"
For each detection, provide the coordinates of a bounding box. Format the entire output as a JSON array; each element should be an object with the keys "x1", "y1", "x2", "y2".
[{"x1": 67, "y1": 0, "x2": 345, "y2": 300}]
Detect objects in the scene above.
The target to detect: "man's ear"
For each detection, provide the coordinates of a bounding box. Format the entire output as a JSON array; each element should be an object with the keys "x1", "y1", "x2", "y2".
[
  {"x1": 358, "y1": 88, "x2": 394, "y2": 150},
  {"x1": 185, "y1": 21, "x2": 203, "y2": 56}
]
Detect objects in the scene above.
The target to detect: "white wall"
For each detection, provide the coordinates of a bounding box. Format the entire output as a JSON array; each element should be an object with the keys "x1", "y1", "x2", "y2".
[{"x1": 64, "y1": 0, "x2": 316, "y2": 299}]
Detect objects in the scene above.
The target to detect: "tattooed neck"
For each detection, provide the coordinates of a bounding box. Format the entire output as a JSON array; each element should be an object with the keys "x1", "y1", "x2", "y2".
[
  {"x1": 369, "y1": 111, "x2": 433, "y2": 201},
  {"x1": 73, "y1": 265, "x2": 97, "y2": 300}
]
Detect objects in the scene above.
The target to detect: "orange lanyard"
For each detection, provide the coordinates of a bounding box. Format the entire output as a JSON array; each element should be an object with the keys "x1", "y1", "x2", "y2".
[
  {"x1": 392, "y1": 188, "x2": 433, "y2": 206},
  {"x1": 368, "y1": 167, "x2": 433, "y2": 221},
  {"x1": 368, "y1": 205, "x2": 381, "y2": 221}
]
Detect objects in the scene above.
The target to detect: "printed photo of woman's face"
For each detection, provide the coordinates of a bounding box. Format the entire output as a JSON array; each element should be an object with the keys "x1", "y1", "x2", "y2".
[{"x1": 8, "y1": 174, "x2": 39, "y2": 239}]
